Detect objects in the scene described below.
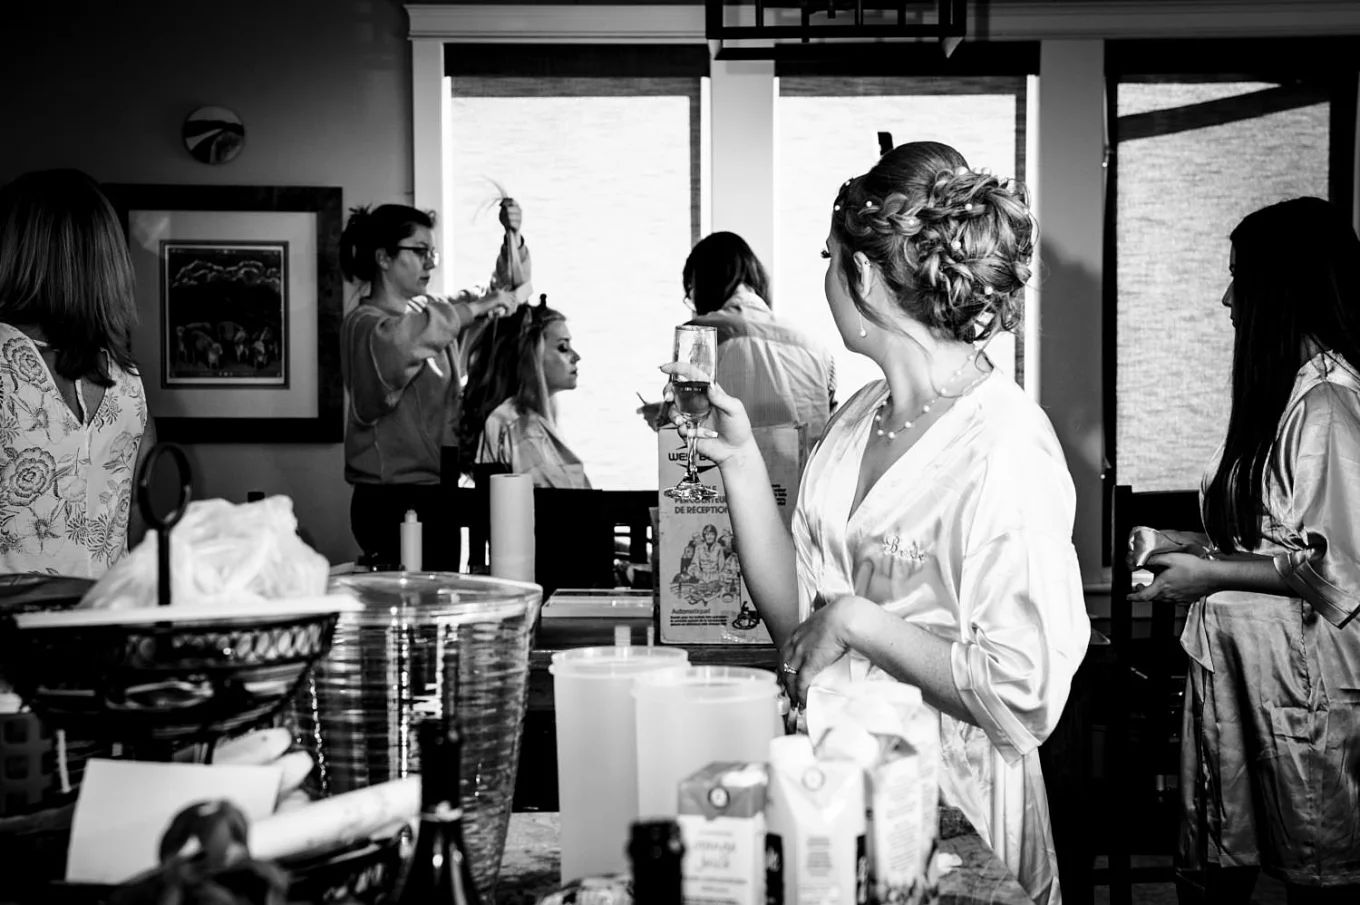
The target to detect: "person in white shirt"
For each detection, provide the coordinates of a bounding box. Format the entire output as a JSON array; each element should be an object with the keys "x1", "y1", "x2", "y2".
[{"x1": 640, "y1": 231, "x2": 836, "y2": 441}]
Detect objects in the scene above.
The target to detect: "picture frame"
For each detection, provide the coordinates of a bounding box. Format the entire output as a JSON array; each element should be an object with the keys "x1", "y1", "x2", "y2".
[{"x1": 102, "y1": 184, "x2": 343, "y2": 443}]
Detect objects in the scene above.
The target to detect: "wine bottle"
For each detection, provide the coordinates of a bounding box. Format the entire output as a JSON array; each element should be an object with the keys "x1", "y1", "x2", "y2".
[
  {"x1": 628, "y1": 819, "x2": 684, "y2": 905},
  {"x1": 392, "y1": 717, "x2": 483, "y2": 905}
]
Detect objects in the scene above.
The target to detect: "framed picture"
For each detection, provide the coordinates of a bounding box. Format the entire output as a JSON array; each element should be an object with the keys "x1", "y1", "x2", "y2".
[
  {"x1": 161, "y1": 241, "x2": 289, "y2": 388},
  {"x1": 103, "y1": 184, "x2": 343, "y2": 443}
]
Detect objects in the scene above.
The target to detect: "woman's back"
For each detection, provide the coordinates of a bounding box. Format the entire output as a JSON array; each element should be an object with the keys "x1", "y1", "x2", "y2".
[{"x1": 0, "y1": 323, "x2": 148, "y2": 578}]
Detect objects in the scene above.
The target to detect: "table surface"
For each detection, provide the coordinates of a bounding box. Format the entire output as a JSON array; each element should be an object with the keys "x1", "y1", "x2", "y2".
[{"x1": 495, "y1": 808, "x2": 1034, "y2": 905}]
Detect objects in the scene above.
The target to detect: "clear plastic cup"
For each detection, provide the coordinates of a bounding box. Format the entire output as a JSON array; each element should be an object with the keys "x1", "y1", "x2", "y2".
[
  {"x1": 550, "y1": 645, "x2": 689, "y2": 882},
  {"x1": 632, "y1": 666, "x2": 780, "y2": 819}
]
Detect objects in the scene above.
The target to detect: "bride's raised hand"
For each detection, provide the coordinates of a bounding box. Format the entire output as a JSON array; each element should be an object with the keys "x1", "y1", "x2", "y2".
[{"x1": 660, "y1": 362, "x2": 753, "y2": 467}]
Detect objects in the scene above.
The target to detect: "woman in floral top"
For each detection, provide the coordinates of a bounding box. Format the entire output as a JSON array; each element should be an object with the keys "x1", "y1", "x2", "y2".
[{"x1": 0, "y1": 169, "x2": 154, "y2": 578}]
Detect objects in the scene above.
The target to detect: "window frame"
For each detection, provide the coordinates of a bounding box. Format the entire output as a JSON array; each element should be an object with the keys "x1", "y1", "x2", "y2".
[{"x1": 1102, "y1": 37, "x2": 1360, "y2": 564}]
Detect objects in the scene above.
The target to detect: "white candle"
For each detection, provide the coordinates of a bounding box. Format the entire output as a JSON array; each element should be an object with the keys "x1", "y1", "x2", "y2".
[{"x1": 490, "y1": 473, "x2": 535, "y2": 582}]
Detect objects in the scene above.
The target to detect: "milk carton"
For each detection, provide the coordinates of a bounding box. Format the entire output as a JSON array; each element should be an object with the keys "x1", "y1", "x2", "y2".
[
  {"x1": 765, "y1": 735, "x2": 868, "y2": 905},
  {"x1": 808, "y1": 683, "x2": 940, "y2": 905},
  {"x1": 677, "y1": 762, "x2": 769, "y2": 905},
  {"x1": 656, "y1": 425, "x2": 804, "y2": 645}
]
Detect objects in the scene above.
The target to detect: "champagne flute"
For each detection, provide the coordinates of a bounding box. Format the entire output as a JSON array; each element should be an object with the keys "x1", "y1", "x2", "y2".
[{"x1": 664, "y1": 325, "x2": 719, "y2": 502}]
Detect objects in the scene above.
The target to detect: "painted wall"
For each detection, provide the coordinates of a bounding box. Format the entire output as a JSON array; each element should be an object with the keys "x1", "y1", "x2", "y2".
[{"x1": 0, "y1": 0, "x2": 416, "y2": 564}]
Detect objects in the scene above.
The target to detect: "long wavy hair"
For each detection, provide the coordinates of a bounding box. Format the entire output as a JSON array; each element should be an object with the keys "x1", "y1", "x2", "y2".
[
  {"x1": 0, "y1": 169, "x2": 138, "y2": 385},
  {"x1": 459, "y1": 302, "x2": 566, "y2": 471},
  {"x1": 1204, "y1": 196, "x2": 1360, "y2": 551}
]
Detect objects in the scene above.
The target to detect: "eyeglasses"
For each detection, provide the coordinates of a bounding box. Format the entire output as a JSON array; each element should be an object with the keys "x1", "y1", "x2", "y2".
[
  {"x1": 397, "y1": 245, "x2": 440, "y2": 266},
  {"x1": 682, "y1": 292, "x2": 695, "y2": 313}
]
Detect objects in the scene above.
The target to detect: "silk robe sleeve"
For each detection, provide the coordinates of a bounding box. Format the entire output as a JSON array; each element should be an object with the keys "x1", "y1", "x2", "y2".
[
  {"x1": 1272, "y1": 381, "x2": 1360, "y2": 627},
  {"x1": 950, "y1": 441, "x2": 1090, "y2": 765}
]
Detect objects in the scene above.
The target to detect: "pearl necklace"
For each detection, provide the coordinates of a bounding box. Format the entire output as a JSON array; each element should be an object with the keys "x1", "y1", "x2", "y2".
[{"x1": 873, "y1": 356, "x2": 986, "y2": 440}]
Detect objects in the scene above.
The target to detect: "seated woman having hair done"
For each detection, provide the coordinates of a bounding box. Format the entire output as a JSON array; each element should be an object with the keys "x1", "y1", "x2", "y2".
[{"x1": 460, "y1": 301, "x2": 590, "y2": 489}]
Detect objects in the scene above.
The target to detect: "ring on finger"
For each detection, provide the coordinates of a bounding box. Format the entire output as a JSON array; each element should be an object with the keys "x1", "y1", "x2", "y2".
[{"x1": 780, "y1": 662, "x2": 798, "y2": 676}]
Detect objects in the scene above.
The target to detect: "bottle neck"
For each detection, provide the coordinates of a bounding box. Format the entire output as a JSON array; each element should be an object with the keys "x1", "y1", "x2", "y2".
[{"x1": 633, "y1": 859, "x2": 683, "y2": 905}]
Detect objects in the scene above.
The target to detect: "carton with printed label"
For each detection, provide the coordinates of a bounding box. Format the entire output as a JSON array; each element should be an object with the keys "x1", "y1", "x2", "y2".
[
  {"x1": 677, "y1": 762, "x2": 769, "y2": 905},
  {"x1": 764, "y1": 735, "x2": 868, "y2": 905}
]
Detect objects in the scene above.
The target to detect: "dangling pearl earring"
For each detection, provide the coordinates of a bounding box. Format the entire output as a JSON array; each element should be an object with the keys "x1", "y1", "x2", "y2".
[{"x1": 858, "y1": 313, "x2": 868, "y2": 338}]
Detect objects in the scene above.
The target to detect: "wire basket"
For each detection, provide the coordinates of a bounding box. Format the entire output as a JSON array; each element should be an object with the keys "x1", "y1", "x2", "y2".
[
  {"x1": 0, "y1": 443, "x2": 352, "y2": 750},
  {"x1": 0, "y1": 604, "x2": 349, "y2": 747}
]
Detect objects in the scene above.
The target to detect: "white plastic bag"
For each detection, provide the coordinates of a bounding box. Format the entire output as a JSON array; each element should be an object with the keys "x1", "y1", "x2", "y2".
[{"x1": 80, "y1": 496, "x2": 328, "y2": 610}]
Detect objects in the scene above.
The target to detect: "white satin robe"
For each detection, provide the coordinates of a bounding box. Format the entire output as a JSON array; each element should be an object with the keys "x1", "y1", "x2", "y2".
[{"x1": 793, "y1": 372, "x2": 1091, "y2": 905}]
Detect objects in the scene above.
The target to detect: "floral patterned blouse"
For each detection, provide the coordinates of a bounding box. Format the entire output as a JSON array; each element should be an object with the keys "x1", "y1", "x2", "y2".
[{"x1": 0, "y1": 323, "x2": 148, "y2": 578}]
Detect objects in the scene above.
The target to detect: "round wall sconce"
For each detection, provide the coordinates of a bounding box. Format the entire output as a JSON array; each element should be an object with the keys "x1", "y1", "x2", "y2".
[{"x1": 183, "y1": 107, "x2": 245, "y2": 165}]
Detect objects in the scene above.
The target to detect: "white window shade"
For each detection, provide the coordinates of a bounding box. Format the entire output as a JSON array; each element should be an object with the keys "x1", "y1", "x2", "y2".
[
  {"x1": 1114, "y1": 79, "x2": 1331, "y2": 492},
  {"x1": 448, "y1": 74, "x2": 701, "y2": 490}
]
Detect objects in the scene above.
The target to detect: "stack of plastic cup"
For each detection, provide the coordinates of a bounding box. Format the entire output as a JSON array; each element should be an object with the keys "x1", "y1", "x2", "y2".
[
  {"x1": 632, "y1": 665, "x2": 781, "y2": 819},
  {"x1": 550, "y1": 646, "x2": 689, "y2": 882}
]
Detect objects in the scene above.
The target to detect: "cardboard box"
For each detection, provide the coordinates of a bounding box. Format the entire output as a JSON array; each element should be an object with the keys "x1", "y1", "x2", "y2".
[
  {"x1": 677, "y1": 762, "x2": 769, "y2": 905},
  {"x1": 656, "y1": 425, "x2": 804, "y2": 645}
]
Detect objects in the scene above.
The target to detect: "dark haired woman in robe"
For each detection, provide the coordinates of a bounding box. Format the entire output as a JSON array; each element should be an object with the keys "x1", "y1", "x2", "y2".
[{"x1": 1132, "y1": 196, "x2": 1360, "y2": 904}]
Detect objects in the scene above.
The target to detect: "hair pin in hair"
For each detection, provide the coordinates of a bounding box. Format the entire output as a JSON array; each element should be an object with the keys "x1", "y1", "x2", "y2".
[
  {"x1": 964, "y1": 203, "x2": 974, "y2": 213},
  {"x1": 902, "y1": 215, "x2": 921, "y2": 232},
  {"x1": 864, "y1": 200, "x2": 876, "y2": 209},
  {"x1": 984, "y1": 285, "x2": 994, "y2": 296},
  {"x1": 843, "y1": 179, "x2": 853, "y2": 187},
  {"x1": 954, "y1": 166, "x2": 970, "y2": 176},
  {"x1": 951, "y1": 239, "x2": 962, "y2": 251},
  {"x1": 833, "y1": 203, "x2": 842, "y2": 212}
]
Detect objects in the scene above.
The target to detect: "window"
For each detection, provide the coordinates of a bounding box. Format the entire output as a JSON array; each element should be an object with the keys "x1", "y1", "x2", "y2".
[
  {"x1": 444, "y1": 47, "x2": 706, "y2": 490},
  {"x1": 775, "y1": 71, "x2": 1033, "y2": 402},
  {"x1": 1110, "y1": 41, "x2": 1357, "y2": 493}
]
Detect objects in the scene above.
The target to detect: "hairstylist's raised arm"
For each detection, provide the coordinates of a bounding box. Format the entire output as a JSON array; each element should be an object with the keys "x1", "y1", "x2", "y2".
[{"x1": 662, "y1": 364, "x2": 800, "y2": 648}]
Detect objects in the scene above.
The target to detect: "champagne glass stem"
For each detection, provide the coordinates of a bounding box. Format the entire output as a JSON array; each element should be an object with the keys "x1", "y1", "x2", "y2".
[{"x1": 684, "y1": 424, "x2": 700, "y2": 484}]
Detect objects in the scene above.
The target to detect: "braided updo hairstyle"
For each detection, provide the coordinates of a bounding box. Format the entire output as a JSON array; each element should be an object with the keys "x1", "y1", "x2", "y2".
[{"x1": 831, "y1": 141, "x2": 1034, "y2": 343}]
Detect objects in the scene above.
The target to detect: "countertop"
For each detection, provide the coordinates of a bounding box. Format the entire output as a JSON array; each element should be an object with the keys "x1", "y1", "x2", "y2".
[{"x1": 495, "y1": 807, "x2": 1034, "y2": 905}]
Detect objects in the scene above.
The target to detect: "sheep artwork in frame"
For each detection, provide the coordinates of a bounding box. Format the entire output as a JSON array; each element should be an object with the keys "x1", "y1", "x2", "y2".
[{"x1": 160, "y1": 241, "x2": 289, "y2": 388}]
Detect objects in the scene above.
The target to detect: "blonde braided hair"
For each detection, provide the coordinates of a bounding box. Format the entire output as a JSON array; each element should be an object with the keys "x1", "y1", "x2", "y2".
[{"x1": 831, "y1": 141, "x2": 1034, "y2": 343}]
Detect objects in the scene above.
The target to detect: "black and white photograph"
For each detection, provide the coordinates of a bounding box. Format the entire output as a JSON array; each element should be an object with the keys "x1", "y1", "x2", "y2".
[
  {"x1": 160, "y1": 241, "x2": 287, "y2": 387},
  {"x1": 2, "y1": 4, "x2": 1358, "y2": 905}
]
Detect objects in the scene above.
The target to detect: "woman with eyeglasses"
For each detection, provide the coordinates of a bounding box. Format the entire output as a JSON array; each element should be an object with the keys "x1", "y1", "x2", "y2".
[
  {"x1": 339, "y1": 200, "x2": 529, "y2": 569},
  {"x1": 459, "y1": 300, "x2": 589, "y2": 489}
]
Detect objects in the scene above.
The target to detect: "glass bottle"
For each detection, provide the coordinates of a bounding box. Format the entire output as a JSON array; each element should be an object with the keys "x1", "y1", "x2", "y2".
[
  {"x1": 392, "y1": 717, "x2": 483, "y2": 905},
  {"x1": 628, "y1": 819, "x2": 684, "y2": 905}
]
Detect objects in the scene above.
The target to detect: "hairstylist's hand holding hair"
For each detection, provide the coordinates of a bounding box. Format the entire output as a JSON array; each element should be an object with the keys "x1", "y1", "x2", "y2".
[
  {"x1": 660, "y1": 363, "x2": 754, "y2": 467},
  {"x1": 472, "y1": 287, "x2": 516, "y2": 320},
  {"x1": 499, "y1": 198, "x2": 523, "y2": 234}
]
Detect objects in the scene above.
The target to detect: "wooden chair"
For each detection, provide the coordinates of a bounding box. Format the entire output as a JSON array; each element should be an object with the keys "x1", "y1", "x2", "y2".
[
  {"x1": 440, "y1": 458, "x2": 658, "y2": 597},
  {"x1": 1099, "y1": 484, "x2": 1203, "y2": 905}
]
